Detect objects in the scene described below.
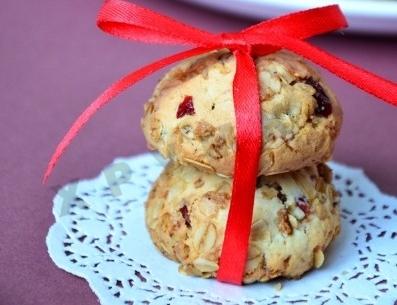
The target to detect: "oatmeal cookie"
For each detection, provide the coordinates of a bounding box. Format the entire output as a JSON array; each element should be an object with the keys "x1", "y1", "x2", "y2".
[
  {"x1": 145, "y1": 162, "x2": 340, "y2": 283},
  {"x1": 142, "y1": 50, "x2": 342, "y2": 177}
]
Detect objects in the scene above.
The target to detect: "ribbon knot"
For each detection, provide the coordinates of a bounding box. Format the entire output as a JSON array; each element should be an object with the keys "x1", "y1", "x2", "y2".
[
  {"x1": 218, "y1": 32, "x2": 251, "y2": 52},
  {"x1": 44, "y1": 0, "x2": 397, "y2": 285}
]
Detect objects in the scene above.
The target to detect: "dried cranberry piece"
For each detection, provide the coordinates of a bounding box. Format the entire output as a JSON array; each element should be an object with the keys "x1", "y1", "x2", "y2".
[
  {"x1": 179, "y1": 204, "x2": 191, "y2": 228},
  {"x1": 176, "y1": 96, "x2": 195, "y2": 118},
  {"x1": 296, "y1": 196, "x2": 310, "y2": 216},
  {"x1": 260, "y1": 181, "x2": 288, "y2": 204},
  {"x1": 277, "y1": 191, "x2": 287, "y2": 204},
  {"x1": 304, "y1": 77, "x2": 332, "y2": 117},
  {"x1": 274, "y1": 183, "x2": 287, "y2": 204}
]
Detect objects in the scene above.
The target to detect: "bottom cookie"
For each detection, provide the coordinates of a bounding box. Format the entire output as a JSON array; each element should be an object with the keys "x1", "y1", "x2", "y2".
[{"x1": 145, "y1": 162, "x2": 340, "y2": 283}]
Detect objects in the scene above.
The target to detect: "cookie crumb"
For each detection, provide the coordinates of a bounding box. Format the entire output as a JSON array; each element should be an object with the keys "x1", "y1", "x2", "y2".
[
  {"x1": 288, "y1": 214, "x2": 298, "y2": 228},
  {"x1": 274, "y1": 282, "x2": 283, "y2": 291},
  {"x1": 314, "y1": 248, "x2": 325, "y2": 268},
  {"x1": 277, "y1": 208, "x2": 293, "y2": 235}
]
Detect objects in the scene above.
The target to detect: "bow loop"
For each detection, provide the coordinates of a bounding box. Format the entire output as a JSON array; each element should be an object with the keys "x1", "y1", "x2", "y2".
[
  {"x1": 243, "y1": 5, "x2": 347, "y2": 39},
  {"x1": 97, "y1": 0, "x2": 218, "y2": 46}
]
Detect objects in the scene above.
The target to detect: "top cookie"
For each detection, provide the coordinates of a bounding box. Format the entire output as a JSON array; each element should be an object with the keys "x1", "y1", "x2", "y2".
[{"x1": 142, "y1": 50, "x2": 342, "y2": 177}]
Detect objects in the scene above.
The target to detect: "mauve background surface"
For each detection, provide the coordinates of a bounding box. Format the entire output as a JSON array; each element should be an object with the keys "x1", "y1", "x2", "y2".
[{"x1": 0, "y1": 0, "x2": 396, "y2": 304}]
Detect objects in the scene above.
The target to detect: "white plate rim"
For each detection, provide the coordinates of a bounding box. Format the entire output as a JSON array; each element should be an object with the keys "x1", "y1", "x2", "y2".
[{"x1": 179, "y1": 0, "x2": 397, "y2": 34}]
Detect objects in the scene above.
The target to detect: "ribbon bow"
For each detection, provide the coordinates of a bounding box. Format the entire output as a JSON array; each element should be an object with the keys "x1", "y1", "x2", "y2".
[{"x1": 44, "y1": 0, "x2": 397, "y2": 284}]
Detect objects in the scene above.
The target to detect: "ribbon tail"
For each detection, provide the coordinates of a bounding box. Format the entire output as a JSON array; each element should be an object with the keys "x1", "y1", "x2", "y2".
[
  {"x1": 43, "y1": 47, "x2": 211, "y2": 182},
  {"x1": 217, "y1": 50, "x2": 262, "y2": 284},
  {"x1": 272, "y1": 36, "x2": 397, "y2": 105}
]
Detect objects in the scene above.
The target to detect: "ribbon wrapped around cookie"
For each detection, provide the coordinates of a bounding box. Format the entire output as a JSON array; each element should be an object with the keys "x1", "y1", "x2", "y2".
[{"x1": 44, "y1": 0, "x2": 397, "y2": 284}]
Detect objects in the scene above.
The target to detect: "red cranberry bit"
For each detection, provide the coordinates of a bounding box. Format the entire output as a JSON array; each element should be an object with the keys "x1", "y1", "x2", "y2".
[
  {"x1": 277, "y1": 191, "x2": 287, "y2": 204},
  {"x1": 179, "y1": 204, "x2": 191, "y2": 228},
  {"x1": 273, "y1": 183, "x2": 287, "y2": 204},
  {"x1": 304, "y1": 77, "x2": 332, "y2": 117},
  {"x1": 176, "y1": 96, "x2": 195, "y2": 118},
  {"x1": 296, "y1": 196, "x2": 310, "y2": 216}
]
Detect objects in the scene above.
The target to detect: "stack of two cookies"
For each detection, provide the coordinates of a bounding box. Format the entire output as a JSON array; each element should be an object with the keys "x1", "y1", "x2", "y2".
[{"x1": 141, "y1": 50, "x2": 343, "y2": 283}]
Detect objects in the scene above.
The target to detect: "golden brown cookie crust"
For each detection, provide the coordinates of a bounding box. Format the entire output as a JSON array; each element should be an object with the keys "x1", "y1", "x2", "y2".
[
  {"x1": 142, "y1": 50, "x2": 343, "y2": 177},
  {"x1": 145, "y1": 162, "x2": 340, "y2": 283}
]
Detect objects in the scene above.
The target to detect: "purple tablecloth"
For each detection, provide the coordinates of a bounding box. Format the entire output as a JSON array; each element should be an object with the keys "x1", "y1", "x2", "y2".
[{"x1": 1, "y1": 0, "x2": 396, "y2": 304}]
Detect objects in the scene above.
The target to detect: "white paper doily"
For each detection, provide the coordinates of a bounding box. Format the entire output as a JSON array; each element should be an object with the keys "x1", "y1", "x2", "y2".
[{"x1": 46, "y1": 153, "x2": 397, "y2": 305}]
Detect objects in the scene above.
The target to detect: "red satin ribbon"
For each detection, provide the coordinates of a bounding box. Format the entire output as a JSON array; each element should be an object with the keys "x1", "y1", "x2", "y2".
[{"x1": 44, "y1": 0, "x2": 397, "y2": 284}]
